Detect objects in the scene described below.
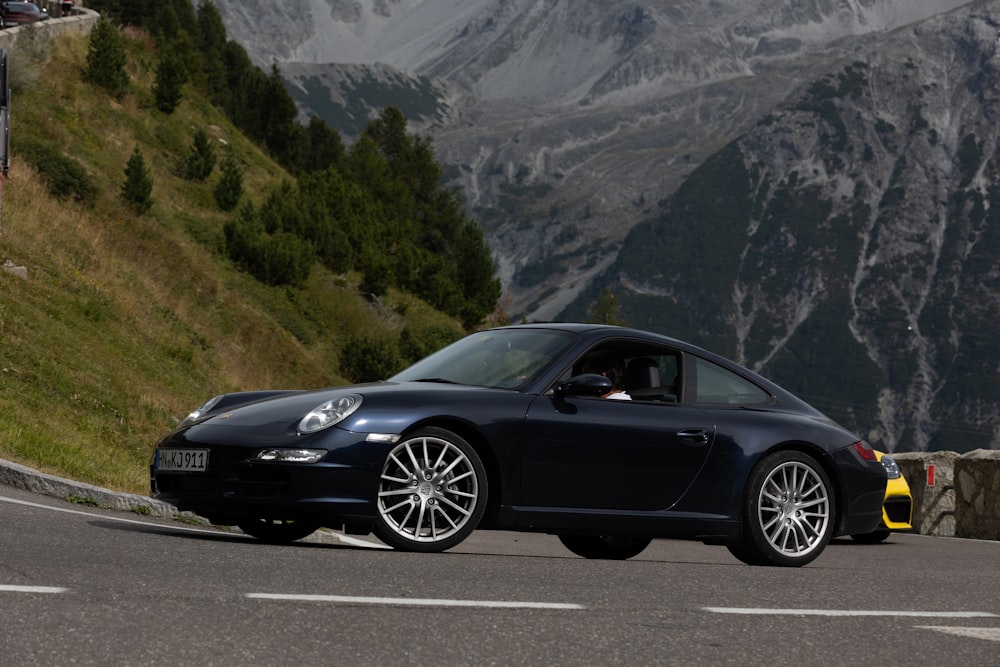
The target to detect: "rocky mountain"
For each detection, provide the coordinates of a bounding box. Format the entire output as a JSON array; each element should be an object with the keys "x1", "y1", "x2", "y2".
[
  {"x1": 209, "y1": 0, "x2": 999, "y2": 452},
  {"x1": 213, "y1": 1, "x2": 973, "y2": 313},
  {"x1": 566, "y1": 4, "x2": 1000, "y2": 454}
]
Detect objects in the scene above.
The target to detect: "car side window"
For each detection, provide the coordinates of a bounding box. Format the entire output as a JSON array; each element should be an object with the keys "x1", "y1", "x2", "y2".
[
  {"x1": 621, "y1": 352, "x2": 680, "y2": 401},
  {"x1": 564, "y1": 344, "x2": 682, "y2": 402},
  {"x1": 694, "y1": 357, "x2": 771, "y2": 405}
]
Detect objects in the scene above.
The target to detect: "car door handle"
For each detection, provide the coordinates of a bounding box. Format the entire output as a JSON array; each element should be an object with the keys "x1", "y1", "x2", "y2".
[{"x1": 676, "y1": 428, "x2": 711, "y2": 445}]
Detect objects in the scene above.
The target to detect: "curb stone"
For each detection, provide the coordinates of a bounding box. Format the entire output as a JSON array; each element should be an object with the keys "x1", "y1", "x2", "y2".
[{"x1": 0, "y1": 457, "x2": 198, "y2": 521}]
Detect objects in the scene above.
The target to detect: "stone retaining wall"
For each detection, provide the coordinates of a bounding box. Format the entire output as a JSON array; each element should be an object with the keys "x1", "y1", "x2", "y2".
[
  {"x1": 892, "y1": 449, "x2": 1000, "y2": 540},
  {"x1": 954, "y1": 449, "x2": 1000, "y2": 540},
  {"x1": 0, "y1": 6, "x2": 98, "y2": 51}
]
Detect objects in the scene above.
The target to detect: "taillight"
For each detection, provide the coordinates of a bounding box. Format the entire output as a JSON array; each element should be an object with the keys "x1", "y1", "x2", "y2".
[{"x1": 852, "y1": 440, "x2": 878, "y2": 462}]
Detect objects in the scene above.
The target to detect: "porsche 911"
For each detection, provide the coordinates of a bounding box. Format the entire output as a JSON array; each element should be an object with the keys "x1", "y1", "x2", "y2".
[{"x1": 151, "y1": 323, "x2": 886, "y2": 566}]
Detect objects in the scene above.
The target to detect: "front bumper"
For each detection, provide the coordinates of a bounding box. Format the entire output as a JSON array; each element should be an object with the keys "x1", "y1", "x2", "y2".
[
  {"x1": 150, "y1": 428, "x2": 386, "y2": 527},
  {"x1": 881, "y1": 475, "x2": 913, "y2": 531}
]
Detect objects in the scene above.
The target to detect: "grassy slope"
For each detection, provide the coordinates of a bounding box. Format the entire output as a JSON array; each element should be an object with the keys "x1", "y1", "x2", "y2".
[{"x1": 0, "y1": 29, "x2": 460, "y2": 494}]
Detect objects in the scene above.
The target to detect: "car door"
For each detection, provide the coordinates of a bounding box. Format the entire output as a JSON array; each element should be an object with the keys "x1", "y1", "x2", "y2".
[{"x1": 519, "y1": 394, "x2": 716, "y2": 512}]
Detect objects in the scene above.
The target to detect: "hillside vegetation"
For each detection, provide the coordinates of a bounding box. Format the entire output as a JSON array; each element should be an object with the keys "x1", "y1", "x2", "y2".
[{"x1": 0, "y1": 27, "x2": 478, "y2": 494}]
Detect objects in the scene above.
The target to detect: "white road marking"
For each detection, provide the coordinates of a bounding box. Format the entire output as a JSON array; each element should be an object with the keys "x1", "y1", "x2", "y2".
[
  {"x1": 0, "y1": 495, "x2": 223, "y2": 534},
  {"x1": 704, "y1": 607, "x2": 999, "y2": 618},
  {"x1": 0, "y1": 494, "x2": 383, "y2": 546},
  {"x1": 917, "y1": 626, "x2": 1000, "y2": 642},
  {"x1": 0, "y1": 585, "x2": 67, "y2": 594},
  {"x1": 247, "y1": 593, "x2": 585, "y2": 610},
  {"x1": 332, "y1": 534, "x2": 387, "y2": 549}
]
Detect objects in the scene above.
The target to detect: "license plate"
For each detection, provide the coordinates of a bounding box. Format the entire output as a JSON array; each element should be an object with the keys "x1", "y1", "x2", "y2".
[{"x1": 157, "y1": 448, "x2": 209, "y2": 472}]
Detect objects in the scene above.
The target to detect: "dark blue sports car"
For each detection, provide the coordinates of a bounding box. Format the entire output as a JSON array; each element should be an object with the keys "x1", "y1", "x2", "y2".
[{"x1": 151, "y1": 323, "x2": 886, "y2": 566}]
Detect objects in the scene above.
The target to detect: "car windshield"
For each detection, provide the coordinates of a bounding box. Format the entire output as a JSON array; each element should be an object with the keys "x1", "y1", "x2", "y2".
[{"x1": 391, "y1": 328, "x2": 577, "y2": 390}]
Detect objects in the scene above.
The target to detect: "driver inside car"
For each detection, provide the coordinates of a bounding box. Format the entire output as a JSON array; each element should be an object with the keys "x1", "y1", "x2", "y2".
[{"x1": 579, "y1": 353, "x2": 631, "y2": 400}]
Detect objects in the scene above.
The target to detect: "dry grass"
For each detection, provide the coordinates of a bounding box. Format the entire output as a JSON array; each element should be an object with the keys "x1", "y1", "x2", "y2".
[{"x1": 0, "y1": 30, "x2": 461, "y2": 493}]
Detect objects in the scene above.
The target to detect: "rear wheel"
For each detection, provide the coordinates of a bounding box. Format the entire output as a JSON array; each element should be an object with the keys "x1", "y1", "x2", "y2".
[
  {"x1": 237, "y1": 518, "x2": 319, "y2": 543},
  {"x1": 727, "y1": 450, "x2": 834, "y2": 567},
  {"x1": 373, "y1": 427, "x2": 487, "y2": 552},
  {"x1": 558, "y1": 535, "x2": 652, "y2": 560}
]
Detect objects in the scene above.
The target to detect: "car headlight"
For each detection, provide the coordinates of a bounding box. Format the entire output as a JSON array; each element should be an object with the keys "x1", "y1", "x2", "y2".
[
  {"x1": 881, "y1": 454, "x2": 901, "y2": 479},
  {"x1": 177, "y1": 395, "x2": 223, "y2": 429},
  {"x1": 257, "y1": 449, "x2": 326, "y2": 463},
  {"x1": 298, "y1": 394, "x2": 362, "y2": 434}
]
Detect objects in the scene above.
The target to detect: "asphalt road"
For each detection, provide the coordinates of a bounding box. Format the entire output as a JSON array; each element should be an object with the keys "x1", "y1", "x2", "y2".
[{"x1": 2, "y1": 482, "x2": 999, "y2": 666}]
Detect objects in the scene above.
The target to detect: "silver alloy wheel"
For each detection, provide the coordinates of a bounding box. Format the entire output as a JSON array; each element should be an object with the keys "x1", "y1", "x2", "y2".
[
  {"x1": 377, "y1": 433, "x2": 481, "y2": 545},
  {"x1": 756, "y1": 460, "x2": 831, "y2": 557}
]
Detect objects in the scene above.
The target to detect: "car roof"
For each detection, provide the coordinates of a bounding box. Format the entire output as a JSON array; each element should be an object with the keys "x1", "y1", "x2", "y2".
[{"x1": 494, "y1": 322, "x2": 692, "y2": 353}]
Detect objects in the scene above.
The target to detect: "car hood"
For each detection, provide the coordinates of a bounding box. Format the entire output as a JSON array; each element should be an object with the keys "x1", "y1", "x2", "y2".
[{"x1": 175, "y1": 381, "x2": 525, "y2": 445}]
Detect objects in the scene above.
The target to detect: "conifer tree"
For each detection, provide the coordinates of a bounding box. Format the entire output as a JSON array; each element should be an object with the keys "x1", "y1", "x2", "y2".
[
  {"x1": 121, "y1": 147, "x2": 153, "y2": 214},
  {"x1": 588, "y1": 287, "x2": 628, "y2": 326},
  {"x1": 153, "y1": 44, "x2": 186, "y2": 114},
  {"x1": 156, "y1": 1, "x2": 196, "y2": 42},
  {"x1": 261, "y1": 65, "x2": 301, "y2": 167},
  {"x1": 85, "y1": 17, "x2": 129, "y2": 98},
  {"x1": 183, "y1": 128, "x2": 216, "y2": 182},
  {"x1": 196, "y1": 0, "x2": 229, "y2": 97},
  {"x1": 108, "y1": 0, "x2": 145, "y2": 27},
  {"x1": 301, "y1": 117, "x2": 346, "y2": 174},
  {"x1": 213, "y1": 151, "x2": 244, "y2": 212},
  {"x1": 454, "y1": 218, "x2": 502, "y2": 329}
]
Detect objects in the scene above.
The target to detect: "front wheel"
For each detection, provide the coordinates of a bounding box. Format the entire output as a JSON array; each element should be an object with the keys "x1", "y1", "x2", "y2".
[
  {"x1": 237, "y1": 518, "x2": 319, "y2": 543},
  {"x1": 727, "y1": 450, "x2": 834, "y2": 567},
  {"x1": 373, "y1": 427, "x2": 487, "y2": 552},
  {"x1": 558, "y1": 535, "x2": 652, "y2": 560}
]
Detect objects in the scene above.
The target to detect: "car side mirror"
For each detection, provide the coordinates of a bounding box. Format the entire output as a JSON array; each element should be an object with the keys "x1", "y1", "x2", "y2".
[{"x1": 554, "y1": 373, "x2": 613, "y2": 398}]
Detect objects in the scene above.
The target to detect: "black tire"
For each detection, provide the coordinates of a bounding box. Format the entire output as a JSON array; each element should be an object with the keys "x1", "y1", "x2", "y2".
[
  {"x1": 727, "y1": 450, "x2": 835, "y2": 567},
  {"x1": 558, "y1": 535, "x2": 652, "y2": 560},
  {"x1": 237, "y1": 518, "x2": 319, "y2": 543},
  {"x1": 372, "y1": 427, "x2": 487, "y2": 552},
  {"x1": 851, "y1": 529, "x2": 891, "y2": 544}
]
